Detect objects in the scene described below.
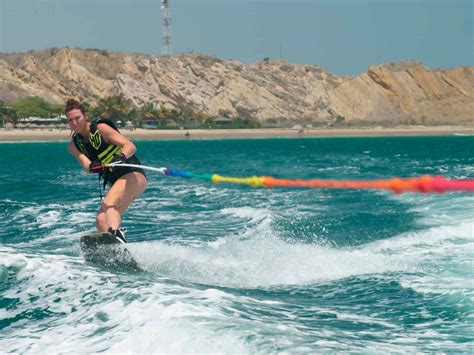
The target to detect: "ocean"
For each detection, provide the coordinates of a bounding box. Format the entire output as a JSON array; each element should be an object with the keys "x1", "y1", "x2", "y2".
[{"x1": 1, "y1": 136, "x2": 473, "y2": 352}]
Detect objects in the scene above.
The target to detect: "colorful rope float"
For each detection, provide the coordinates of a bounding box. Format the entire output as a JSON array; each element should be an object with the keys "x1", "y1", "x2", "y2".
[{"x1": 108, "y1": 163, "x2": 474, "y2": 194}]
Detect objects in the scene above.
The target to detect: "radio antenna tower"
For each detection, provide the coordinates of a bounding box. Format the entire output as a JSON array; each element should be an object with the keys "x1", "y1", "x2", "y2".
[{"x1": 161, "y1": 0, "x2": 172, "y2": 56}]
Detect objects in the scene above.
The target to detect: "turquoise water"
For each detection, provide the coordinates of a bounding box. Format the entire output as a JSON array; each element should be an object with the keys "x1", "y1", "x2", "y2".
[{"x1": 1, "y1": 136, "x2": 473, "y2": 352}]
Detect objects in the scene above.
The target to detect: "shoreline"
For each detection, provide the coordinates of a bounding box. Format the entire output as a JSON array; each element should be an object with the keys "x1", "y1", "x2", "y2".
[{"x1": 0, "y1": 126, "x2": 473, "y2": 142}]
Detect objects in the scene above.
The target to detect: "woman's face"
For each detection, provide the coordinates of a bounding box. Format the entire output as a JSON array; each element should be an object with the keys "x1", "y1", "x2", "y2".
[{"x1": 67, "y1": 109, "x2": 87, "y2": 132}]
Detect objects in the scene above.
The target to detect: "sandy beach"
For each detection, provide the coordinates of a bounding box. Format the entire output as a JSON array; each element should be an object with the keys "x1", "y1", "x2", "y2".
[{"x1": 0, "y1": 126, "x2": 473, "y2": 142}]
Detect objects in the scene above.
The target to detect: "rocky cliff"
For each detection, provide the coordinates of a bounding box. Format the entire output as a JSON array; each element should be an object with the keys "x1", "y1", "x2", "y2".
[{"x1": 0, "y1": 48, "x2": 472, "y2": 125}]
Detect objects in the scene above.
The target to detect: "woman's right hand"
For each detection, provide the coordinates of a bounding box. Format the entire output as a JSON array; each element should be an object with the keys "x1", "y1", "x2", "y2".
[{"x1": 89, "y1": 159, "x2": 104, "y2": 173}]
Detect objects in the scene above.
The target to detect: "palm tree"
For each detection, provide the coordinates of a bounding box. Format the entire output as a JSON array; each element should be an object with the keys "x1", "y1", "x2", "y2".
[
  {"x1": 127, "y1": 108, "x2": 140, "y2": 127},
  {"x1": 139, "y1": 102, "x2": 159, "y2": 127},
  {"x1": 195, "y1": 112, "x2": 207, "y2": 128},
  {"x1": 0, "y1": 101, "x2": 17, "y2": 125},
  {"x1": 157, "y1": 107, "x2": 171, "y2": 127},
  {"x1": 93, "y1": 96, "x2": 129, "y2": 123}
]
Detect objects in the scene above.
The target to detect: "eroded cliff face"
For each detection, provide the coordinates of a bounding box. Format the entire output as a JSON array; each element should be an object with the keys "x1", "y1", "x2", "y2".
[{"x1": 0, "y1": 48, "x2": 472, "y2": 124}]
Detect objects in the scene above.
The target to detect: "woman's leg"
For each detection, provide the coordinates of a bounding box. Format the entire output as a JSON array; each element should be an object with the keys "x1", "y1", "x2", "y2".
[
  {"x1": 96, "y1": 172, "x2": 147, "y2": 232},
  {"x1": 96, "y1": 210, "x2": 108, "y2": 232}
]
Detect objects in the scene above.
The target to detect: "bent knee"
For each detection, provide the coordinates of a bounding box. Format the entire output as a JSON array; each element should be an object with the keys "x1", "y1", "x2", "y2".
[
  {"x1": 140, "y1": 178, "x2": 147, "y2": 194},
  {"x1": 96, "y1": 213, "x2": 107, "y2": 230},
  {"x1": 135, "y1": 173, "x2": 147, "y2": 191},
  {"x1": 101, "y1": 197, "x2": 120, "y2": 209}
]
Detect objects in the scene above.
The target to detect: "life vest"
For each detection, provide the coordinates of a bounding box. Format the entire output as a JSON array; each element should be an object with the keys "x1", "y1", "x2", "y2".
[{"x1": 72, "y1": 118, "x2": 122, "y2": 165}]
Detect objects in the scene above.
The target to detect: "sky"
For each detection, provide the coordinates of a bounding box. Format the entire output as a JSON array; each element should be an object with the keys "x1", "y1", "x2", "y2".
[{"x1": 0, "y1": 0, "x2": 472, "y2": 76}]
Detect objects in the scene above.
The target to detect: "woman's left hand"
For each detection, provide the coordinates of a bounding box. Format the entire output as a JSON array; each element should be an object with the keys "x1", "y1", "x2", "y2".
[{"x1": 110, "y1": 153, "x2": 127, "y2": 165}]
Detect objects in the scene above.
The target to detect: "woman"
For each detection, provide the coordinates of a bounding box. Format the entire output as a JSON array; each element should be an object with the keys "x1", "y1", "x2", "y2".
[{"x1": 66, "y1": 99, "x2": 147, "y2": 242}]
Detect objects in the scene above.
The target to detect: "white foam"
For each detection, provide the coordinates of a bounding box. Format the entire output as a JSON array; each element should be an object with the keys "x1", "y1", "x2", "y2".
[
  {"x1": 396, "y1": 194, "x2": 474, "y2": 227},
  {"x1": 36, "y1": 210, "x2": 62, "y2": 228},
  {"x1": 104, "y1": 291, "x2": 252, "y2": 354},
  {"x1": 1, "y1": 247, "x2": 253, "y2": 353},
  {"x1": 14, "y1": 202, "x2": 95, "y2": 228},
  {"x1": 69, "y1": 211, "x2": 96, "y2": 225},
  {"x1": 221, "y1": 206, "x2": 272, "y2": 223},
  {"x1": 123, "y1": 217, "x2": 474, "y2": 289},
  {"x1": 399, "y1": 274, "x2": 474, "y2": 295},
  {"x1": 364, "y1": 221, "x2": 474, "y2": 295},
  {"x1": 367, "y1": 221, "x2": 474, "y2": 254},
  {"x1": 2, "y1": 219, "x2": 473, "y2": 353},
  {"x1": 130, "y1": 233, "x2": 409, "y2": 288},
  {"x1": 1, "y1": 252, "x2": 29, "y2": 271}
]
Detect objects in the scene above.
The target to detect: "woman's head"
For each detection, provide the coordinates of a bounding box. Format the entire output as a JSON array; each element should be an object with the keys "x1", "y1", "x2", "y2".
[
  {"x1": 65, "y1": 99, "x2": 88, "y2": 133},
  {"x1": 65, "y1": 99, "x2": 87, "y2": 115}
]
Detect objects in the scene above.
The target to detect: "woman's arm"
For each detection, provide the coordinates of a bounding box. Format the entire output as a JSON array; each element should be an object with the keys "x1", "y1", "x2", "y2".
[
  {"x1": 68, "y1": 140, "x2": 92, "y2": 172},
  {"x1": 98, "y1": 123, "x2": 136, "y2": 158}
]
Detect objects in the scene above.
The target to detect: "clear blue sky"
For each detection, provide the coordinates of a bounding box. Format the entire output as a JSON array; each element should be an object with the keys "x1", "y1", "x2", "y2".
[{"x1": 0, "y1": 0, "x2": 472, "y2": 75}]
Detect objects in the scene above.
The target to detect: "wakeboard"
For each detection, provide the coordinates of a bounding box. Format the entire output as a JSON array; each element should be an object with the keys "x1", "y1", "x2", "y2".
[{"x1": 80, "y1": 232, "x2": 141, "y2": 271}]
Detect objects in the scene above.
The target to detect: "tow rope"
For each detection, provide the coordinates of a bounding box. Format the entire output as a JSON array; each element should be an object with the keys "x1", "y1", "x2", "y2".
[{"x1": 107, "y1": 162, "x2": 474, "y2": 194}]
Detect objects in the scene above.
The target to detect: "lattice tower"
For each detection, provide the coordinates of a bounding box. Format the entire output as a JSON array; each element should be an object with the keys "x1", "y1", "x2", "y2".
[{"x1": 161, "y1": 0, "x2": 172, "y2": 56}]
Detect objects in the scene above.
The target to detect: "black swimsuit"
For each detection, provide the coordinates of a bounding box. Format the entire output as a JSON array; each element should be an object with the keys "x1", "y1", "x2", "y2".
[{"x1": 72, "y1": 118, "x2": 146, "y2": 187}]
